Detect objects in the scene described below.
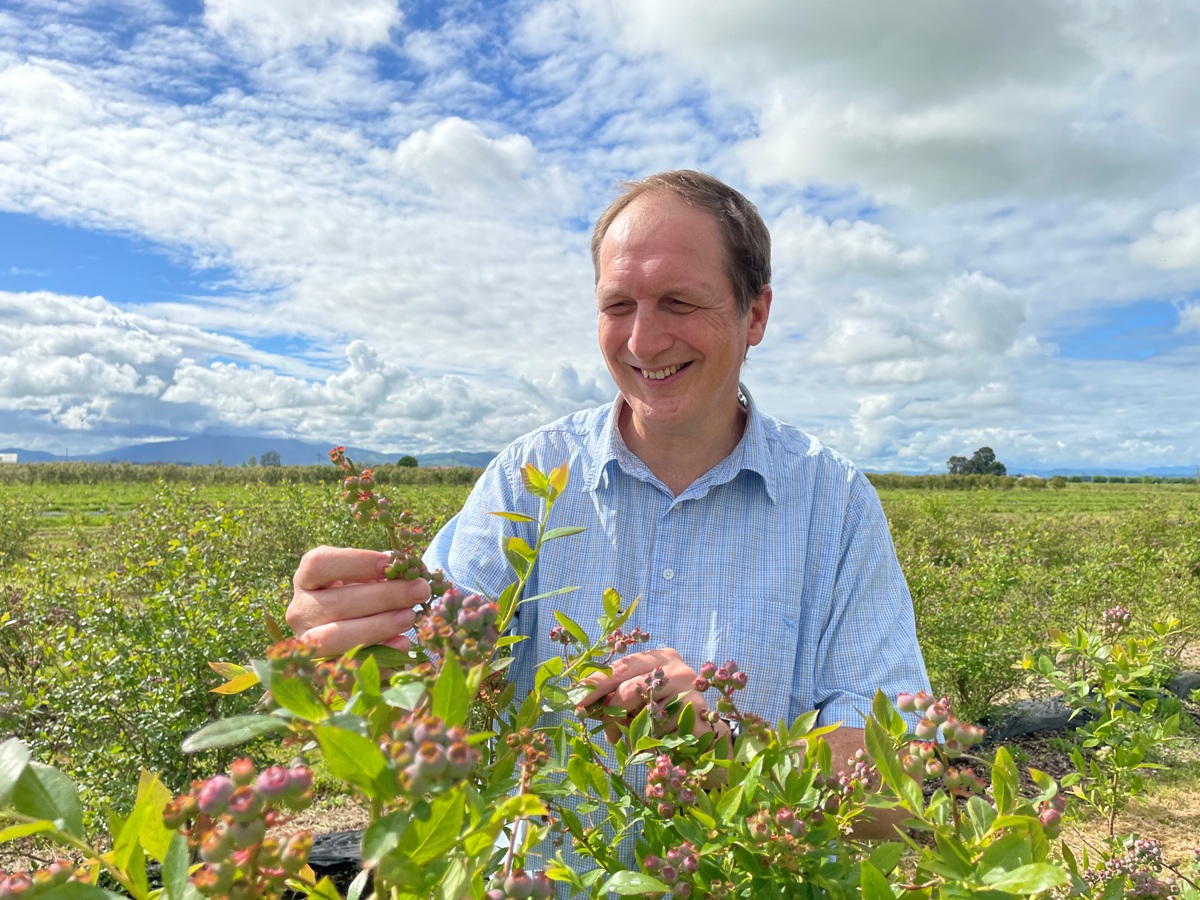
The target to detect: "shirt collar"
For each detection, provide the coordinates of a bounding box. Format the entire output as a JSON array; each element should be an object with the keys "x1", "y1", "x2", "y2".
[{"x1": 584, "y1": 384, "x2": 777, "y2": 503}]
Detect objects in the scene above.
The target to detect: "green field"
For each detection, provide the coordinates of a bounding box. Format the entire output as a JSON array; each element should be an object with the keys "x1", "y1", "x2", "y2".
[{"x1": 1, "y1": 466, "x2": 1198, "y2": 835}]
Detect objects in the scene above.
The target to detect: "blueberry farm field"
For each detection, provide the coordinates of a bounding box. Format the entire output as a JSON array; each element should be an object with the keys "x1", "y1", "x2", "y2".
[{"x1": 2, "y1": 467, "x2": 1199, "y2": 871}]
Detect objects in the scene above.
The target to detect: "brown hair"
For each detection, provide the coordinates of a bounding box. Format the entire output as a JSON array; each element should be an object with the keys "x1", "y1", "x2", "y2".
[{"x1": 590, "y1": 170, "x2": 771, "y2": 317}]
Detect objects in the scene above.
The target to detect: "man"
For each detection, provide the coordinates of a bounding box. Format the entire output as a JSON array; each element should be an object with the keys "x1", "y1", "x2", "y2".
[{"x1": 288, "y1": 170, "x2": 930, "y2": 839}]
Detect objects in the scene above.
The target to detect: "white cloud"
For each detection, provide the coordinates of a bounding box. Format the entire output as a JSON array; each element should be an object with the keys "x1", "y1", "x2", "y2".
[
  {"x1": 1130, "y1": 205, "x2": 1200, "y2": 270},
  {"x1": 388, "y1": 117, "x2": 538, "y2": 195},
  {"x1": 772, "y1": 209, "x2": 926, "y2": 277},
  {"x1": 202, "y1": 0, "x2": 401, "y2": 55},
  {"x1": 1178, "y1": 303, "x2": 1200, "y2": 334}
]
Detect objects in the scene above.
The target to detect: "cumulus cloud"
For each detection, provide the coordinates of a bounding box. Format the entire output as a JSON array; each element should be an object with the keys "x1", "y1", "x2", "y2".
[
  {"x1": 772, "y1": 209, "x2": 927, "y2": 277},
  {"x1": 202, "y1": 0, "x2": 401, "y2": 55},
  {"x1": 1131, "y1": 205, "x2": 1200, "y2": 270}
]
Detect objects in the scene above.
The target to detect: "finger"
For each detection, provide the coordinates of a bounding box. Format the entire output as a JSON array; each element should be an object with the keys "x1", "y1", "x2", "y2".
[
  {"x1": 288, "y1": 577, "x2": 431, "y2": 634},
  {"x1": 293, "y1": 546, "x2": 391, "y2": 591},
  {"x1": 298, "y1": 607, "x2": 417, "y2": 657},
  {"x1": 576, "y1": 649, "x2": 677, "y2": 709}
]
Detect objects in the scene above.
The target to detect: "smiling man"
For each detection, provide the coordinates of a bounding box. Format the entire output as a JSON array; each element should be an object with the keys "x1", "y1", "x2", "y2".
[{"x1": 288, "y1": 170, "x2": 931, "y2": 840}]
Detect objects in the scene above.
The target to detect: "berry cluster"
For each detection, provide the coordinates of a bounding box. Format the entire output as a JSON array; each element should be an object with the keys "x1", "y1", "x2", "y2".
[
  {"x1": 0, "y1": 861, "x2": 88, "y2": 897},
  {"x1": 693, "y1": 660, "x2": 748, "y2": 714},
  {"x1": 816, "y1": 748, "x2": 882, "y2": 810},
  {"x1": 1084, "y1": 839, "x2": 1177, "y2": 899},
  {"x1": 643, "y1": 842, "x2": 699, "y2": 897},
  {"x1": 547, "y1": 623, "x2": 578, "y2": 646},
  {"x1": 1101, "y1": 604, "x2": 1133, "y2": 642},
  {"x1": 329, "y1": 446, "x2": 450, "y2": 601},
  {"x1": 896, "y1": 692, "x2": 985, "y2": 758},
  {"x1": 645, "y1": 753, "x2": 700, "y2": 818},
  {"x1": 744, "y1": 804, "x2": 812, "y2": 872},
  {"x1": 383, "y1": 714, "x2": 479, "y2": 795},
  {"x1": 162, "y1": 760, "x2": 314, "y2": 899},
  {"x1": 506, "y1": 726, "x2": 552, "y2": 788},
  {"x1": 483, "y1": 868, "x2": 554, "y2": 899},
  {"x1": 1036, "y1": 792, "x2": 1067, "y2": 838},
  {"x1": 603, "y1": 625, "x2": 650, "y2": 656},
  {"x1": 415, "y1": 589, "x2": 500, "y2": 666}
]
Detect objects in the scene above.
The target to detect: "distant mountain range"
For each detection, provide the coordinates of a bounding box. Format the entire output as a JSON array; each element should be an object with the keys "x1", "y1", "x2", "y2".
[
  {"x1": 1, "y1": 434, "x2": 496, "y2": 469},
  {"x1": 2, "y1": 437, "x2": 1194, "y2": 478}
]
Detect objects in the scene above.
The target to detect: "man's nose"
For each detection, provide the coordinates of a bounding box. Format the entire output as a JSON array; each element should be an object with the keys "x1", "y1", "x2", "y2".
[{"x1": 627, "y1": 305, "x2": 673, "y2": 359}]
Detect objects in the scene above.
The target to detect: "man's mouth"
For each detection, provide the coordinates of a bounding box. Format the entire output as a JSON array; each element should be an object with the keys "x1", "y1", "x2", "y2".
[{"x1": 639, "y1": 362, "x2": 689, "y2": 380}]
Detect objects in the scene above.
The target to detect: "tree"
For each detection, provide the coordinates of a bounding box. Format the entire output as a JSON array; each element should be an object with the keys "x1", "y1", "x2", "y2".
[
  {"x1": 946, "y1": 446, "x2": 1006, "y2": 476},
  {"x1": 397, "y1": 455, "x2": 419, "y2": 468},
  {"x1": 260, "y1": 450, "x2": 282, "y2": 467},
  {"x1": 245, "y1": 455, "x2": 257, "y2": 467}
]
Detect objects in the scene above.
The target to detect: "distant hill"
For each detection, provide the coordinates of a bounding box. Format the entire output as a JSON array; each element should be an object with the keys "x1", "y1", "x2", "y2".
[{"x1": 2, "y1": 435, "x2": 496, "y2": 468}]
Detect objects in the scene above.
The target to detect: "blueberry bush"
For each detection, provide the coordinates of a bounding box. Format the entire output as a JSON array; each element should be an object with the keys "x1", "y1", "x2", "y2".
[{"x1": 4, "y1": 453, "x2": 1199, "y2": 898}]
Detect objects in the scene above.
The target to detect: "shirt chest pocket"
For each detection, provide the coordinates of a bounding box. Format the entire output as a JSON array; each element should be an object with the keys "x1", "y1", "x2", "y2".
[{"x1": 683, "y1": 596, "x2": 801, "y2": 728}]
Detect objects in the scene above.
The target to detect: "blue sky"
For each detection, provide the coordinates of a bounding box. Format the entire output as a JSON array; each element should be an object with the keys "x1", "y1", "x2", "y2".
[{"x1": 1, "y1": 0, "x2": 1198, "y2": 472}]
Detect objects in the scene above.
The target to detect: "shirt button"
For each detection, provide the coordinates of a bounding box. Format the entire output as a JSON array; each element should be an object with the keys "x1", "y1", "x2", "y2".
[{"x1": 662, "y1": 568, "x2": 674, "y2": 580}]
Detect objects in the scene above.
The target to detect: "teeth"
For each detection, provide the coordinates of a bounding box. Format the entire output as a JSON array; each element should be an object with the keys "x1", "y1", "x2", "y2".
[{"x1": 640, "y1": 364, "x2": 681, "y2": 380}]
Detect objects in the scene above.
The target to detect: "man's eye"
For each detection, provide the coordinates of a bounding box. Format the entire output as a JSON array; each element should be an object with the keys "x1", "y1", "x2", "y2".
[{"x1": 667, "y1": 298, "x2": 693, "y2": 311}]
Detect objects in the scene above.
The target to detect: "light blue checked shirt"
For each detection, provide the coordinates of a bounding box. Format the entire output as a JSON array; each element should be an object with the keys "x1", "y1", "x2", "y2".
[{"x1": 424, "y1": 387, "x2": 930, "y2": 730}]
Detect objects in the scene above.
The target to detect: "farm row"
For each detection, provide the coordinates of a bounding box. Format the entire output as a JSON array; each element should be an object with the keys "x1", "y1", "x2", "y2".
[{"x1": 1, "y1": 475, "x2": 1198, "y2": 819}]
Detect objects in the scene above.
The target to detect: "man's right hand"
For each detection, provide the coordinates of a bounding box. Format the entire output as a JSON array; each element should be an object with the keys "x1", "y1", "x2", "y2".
[{"x1": 288, "y1": 546, "x2": 432, "y2": 656}]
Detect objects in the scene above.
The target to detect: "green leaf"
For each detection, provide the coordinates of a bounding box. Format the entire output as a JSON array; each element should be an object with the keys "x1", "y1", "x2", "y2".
[
  {"x1": 402, "y1": 788, "x2": 466, "y2": 866},
  {"x1": 542, "y1": 526, "x2": 586, "y2": 542},
  {"x1": 859, "y1": 859, "x2": 896, "y2": 900},
  {"x1": 503, "y1": 545, "x2": 531, "y2": 580},
  {"x1": 489, "y1": 511, "x2": 536, "y2": 523},
  {"x1": 11, "y1": 762, "x2": 84, "y2": 839},
  {"x1": 866, "y1": 842, "x2": 906, "y2": 876},
  {"x1": 716, "y1": 783, "x2": 745, "y2": 819},
  {"x1": 181, "y1": 715, "x2": 289, "y2": 753},
  {"x1": 270, "y1": 675, "x2": 330, "y2": 722},
  {"x1": 0, "y1": 820, "x2": 57, "y2": 843},
  {"x1": 383, "y1": 679, "x2": 427, "y2": 711},
  {"x1": 497, "y1": 582, "x2": 519, "y2": 627},
  {"x1": 983, "y1": 862, "x2": 1069, "y2": 893},
  {"x1": 354, "y1": 645, "x2": 422, "y2": 670},
  {"x1": 133, "y1": 770, "x2": 175, "y2": 862},
  {"x1": 991, "y1": 745, "x2": 1018, "y2": 814},
  {"x1": 263, "y1": 608, "x2": 286, "y2": 643},
  {"x1": 162, "y1": 832, "x2": 191, "y2": 900},
  {"x1": 305, "y1": 877, "x2": 345, "y2": 900},
  {"x1": 519, "y1": 463, "x2": 550, "y2": 498},
  {"x1": 207, "y1": 660, "x2": 248, "y2": 679},
  {"x1": 934, "y1": 831, "x2": 973, "y2": 878},
  {"x1": 507, "y1": 536, "x2": 536, "y2": 561},
  {"x1": 552, "y1": 611, "x2": 591, "y2": 647},
  {"x1": 601, "y1": 587, "x2": 623, "y2": 619},
  {"x1": 599, "y1": 871, "x2": 671, "y2": 895},
  {"x1": 978, "y1": 831, "x2": 1032, "y2": 882},
  {"x1": 432, "y1": 651, "x2": 469, "y2": 728},
  {"x1": 0, "y1": 738, "x2": 31, "y2": 805},
  {"x1": 362, "y1": 809, "x2": 409, "y2": 864},
  {"x1": 314, "y1": 725, "x2": 390, "y2": 797},
  {"x1": 45, "y1": 884, "x2": 127, "y2": 899},
  {"x1": 534, "y1": 655, "x2": 565, "y2": 694},
  {"x1": 347, "y1": 869, "x2": 371, "y2": 900}
]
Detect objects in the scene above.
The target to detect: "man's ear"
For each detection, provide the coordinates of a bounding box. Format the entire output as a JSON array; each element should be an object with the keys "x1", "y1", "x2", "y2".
[{"x1": 746, "y1": 285, "x2": 772, "y2": 348}]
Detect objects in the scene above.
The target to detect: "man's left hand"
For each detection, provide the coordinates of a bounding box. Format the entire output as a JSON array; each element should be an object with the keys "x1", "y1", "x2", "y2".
[{"x1": 575, "y1": 648, "x2": 720, "y2": 745}]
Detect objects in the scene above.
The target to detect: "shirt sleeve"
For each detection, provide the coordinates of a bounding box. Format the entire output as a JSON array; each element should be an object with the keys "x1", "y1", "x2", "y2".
[{"x1": 809, "y1": 473, "x2": 931, "y2": 730}]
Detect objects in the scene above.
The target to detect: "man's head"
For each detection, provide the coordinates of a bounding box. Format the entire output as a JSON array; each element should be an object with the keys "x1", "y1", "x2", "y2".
[
  {"x1": 590, "y1": 170, "x2": 771, "y2": 318},
  {"x1": 592, "y1": 173, "x2": 772, "y2": 455}
]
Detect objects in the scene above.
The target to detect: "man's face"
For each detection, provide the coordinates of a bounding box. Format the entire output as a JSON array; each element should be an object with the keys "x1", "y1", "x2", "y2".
[{"x1": 595, "y1": 193, "x2": 770, "y2": 444}]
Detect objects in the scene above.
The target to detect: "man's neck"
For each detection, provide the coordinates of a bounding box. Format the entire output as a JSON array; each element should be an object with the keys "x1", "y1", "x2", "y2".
[{"x1": 617, "y1": 398, "x2": 748, "y2": 496}]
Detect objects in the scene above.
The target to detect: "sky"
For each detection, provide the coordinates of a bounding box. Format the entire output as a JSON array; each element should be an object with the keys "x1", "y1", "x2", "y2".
[{"x1": 1, "y1": 0, "x2": 1198, "y2": 473}]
